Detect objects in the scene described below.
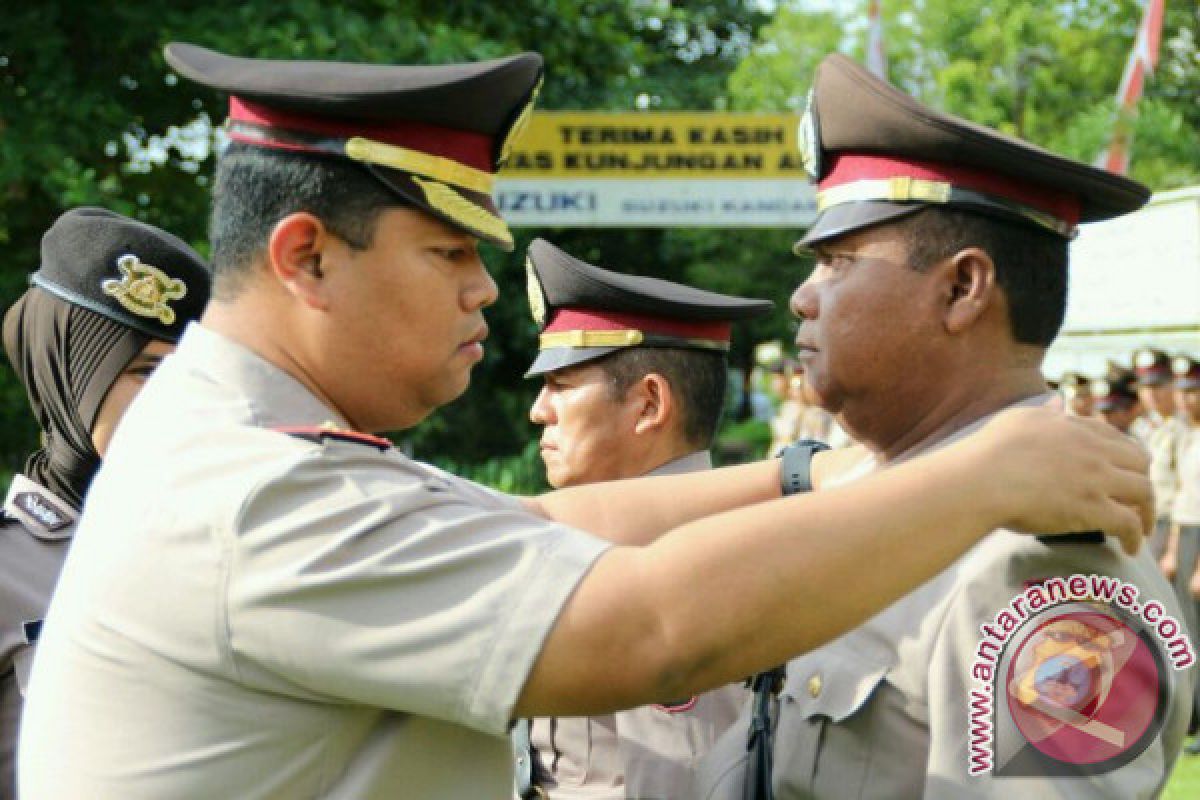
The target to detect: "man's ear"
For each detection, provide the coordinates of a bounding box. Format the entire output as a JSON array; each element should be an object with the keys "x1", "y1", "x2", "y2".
[
  {"x1": 940, "y1": 246, "x2": 996, "y2": 335},
  {"x1": 632, "y1": 372, "x2": 673, "y2": 435},
  {"x1": 266, "y1": 212, "x2": 333, "y2": 311}
]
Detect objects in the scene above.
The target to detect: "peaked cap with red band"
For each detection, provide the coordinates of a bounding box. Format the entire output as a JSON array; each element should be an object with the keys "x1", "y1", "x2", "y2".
[
  {"x1": 794, "y1": 54, "x2": 1150, "y2": 249},
  {"x1": 524, "y1": 238, "x2": 772, "y2": 377},
  {"x1": 1173, "y1": 354, "x2": 1200, "y2": 390},
  {"x1": 164, "y1": 42, "x2": 543, "y2": 251},
  {"x1": 1093, "y1": 363, "x2": 1140, "y2": 412},
  {"x1": 1132, "y1": 346, "x2": 1172, "y2": 386}
]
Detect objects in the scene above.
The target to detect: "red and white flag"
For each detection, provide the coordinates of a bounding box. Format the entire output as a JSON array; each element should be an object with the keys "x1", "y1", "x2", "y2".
[
  {"x1": 1099, "y1": 0, "x2": 1166, "y2": 175},
  {"x1": 866, "y1": 0, "x2": 887, "y2": 79}
]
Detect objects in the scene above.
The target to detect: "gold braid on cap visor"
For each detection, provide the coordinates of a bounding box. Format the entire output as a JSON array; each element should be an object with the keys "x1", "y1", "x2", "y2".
[
  {"x1": 816, "y1": 176, "x2": 1077, "y2": 238},
  {"x1": 227, "y1": 121, "x2": 511, "y2": 246},
  {"x1": 538, "y1": 329, "x2": 730, "y2": 351},
  {"x1": 344, "y1": 137, "x2": 494, "y2": 195}
]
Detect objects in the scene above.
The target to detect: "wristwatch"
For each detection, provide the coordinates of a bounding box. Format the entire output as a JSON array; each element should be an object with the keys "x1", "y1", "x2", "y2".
[{"x1": 777, "y1": 438, "x2": 831, "y2": 495}]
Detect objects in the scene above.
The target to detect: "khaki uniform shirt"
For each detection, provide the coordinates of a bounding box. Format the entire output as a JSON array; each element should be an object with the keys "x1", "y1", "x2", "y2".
[
  {"x1": 1133, "y1": 412, "x2": 1184, "y2": 520},
  {"x1": 0, "y1": 476, "x2": 77, "y2": 799},
  {"x1": 1173, "y1": 422, "x2": 1200, "y2": 526},
  {"x1": 693, "y1": 397, "x2": 1192, "y2": 800},
  {"x1": 18, "y1": 324, "x2": 611, "y2": 800},
  {"x1": 526, "y1": 452, "x2": 749, "y2": 800}
]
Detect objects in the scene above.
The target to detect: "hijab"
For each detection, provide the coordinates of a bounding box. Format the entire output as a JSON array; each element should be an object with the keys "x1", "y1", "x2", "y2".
[{"x1": 3, "y1": 287, "x2": 150, "y2": 510}]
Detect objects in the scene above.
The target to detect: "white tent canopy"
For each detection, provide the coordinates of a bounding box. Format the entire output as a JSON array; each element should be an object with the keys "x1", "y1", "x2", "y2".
[{"x1": 1045, "y1": 185, "x2": 1200, "y2": 379}]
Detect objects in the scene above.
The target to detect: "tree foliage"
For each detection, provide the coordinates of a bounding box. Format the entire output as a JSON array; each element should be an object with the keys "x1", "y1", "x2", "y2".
[
  {"x1": 732, "y1": 0, "x2": 1200, "y2": 188},
  {"x1": 1, "y1": 1, "x2": 1196, "y2": 480},
  {"x1": 0, "y1": 1, "x2": 782, "y2": 477}
]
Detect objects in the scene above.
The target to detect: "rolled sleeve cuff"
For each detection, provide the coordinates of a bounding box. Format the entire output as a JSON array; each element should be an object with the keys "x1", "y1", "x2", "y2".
[{"x1": 467, "y1": 529, "x2": 611, "y2": 732}]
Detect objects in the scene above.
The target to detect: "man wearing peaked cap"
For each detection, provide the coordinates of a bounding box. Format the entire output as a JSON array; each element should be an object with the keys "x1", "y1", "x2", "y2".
[
  {"x1": 1, "y1": 207, "x2": 210, "y2": 797},
  {"x1": 1130, "y1": 348, "x2": 1184, "y2": 561},
  {"x1": 165, "y1": 41, "x2": 541, "y2": 251},
  {"x1": 1174, "y1": 354, "x2": 1200, "y2": 391},
  {"x1": 524, "y1": 237, "x2": 772, "y2": 377},
  {"x1": 1095, "y1": 363, "x2": 1143, "y2": 435},
  {"x1": 516, "y1": 239, "x2": 768, "y2": 799},
  {"x1": 1058, "y1": 371, "x2": 1095, "y2": 418},
  {"x1": 1134, "y1": 347, "x2": 1176, "y2": 388},
  {"x1": 793, "y1": 55, "x2": 1147, "y2": 249},
  {"x1": 694, "y1": 53, "x2": 1188, "y2": 800},
  {"x1": 18, "y1": 45, "x2": 1161, "y2": 800}
]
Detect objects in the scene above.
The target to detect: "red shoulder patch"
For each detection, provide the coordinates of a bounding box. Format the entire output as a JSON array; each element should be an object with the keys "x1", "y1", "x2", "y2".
[{"x1": 274, "y1": 426, "x2": 392, "y2": 452}]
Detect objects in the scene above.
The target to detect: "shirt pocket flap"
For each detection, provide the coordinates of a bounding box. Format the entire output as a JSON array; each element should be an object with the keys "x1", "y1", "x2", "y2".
[{"x1": 782, "y1": 653, "x2": 889, "y2": 722}]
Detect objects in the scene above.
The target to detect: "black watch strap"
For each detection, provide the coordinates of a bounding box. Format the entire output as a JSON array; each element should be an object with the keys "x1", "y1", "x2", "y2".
[{"x1": 778, "y1": 439, "x2": 831, "y2": 496}]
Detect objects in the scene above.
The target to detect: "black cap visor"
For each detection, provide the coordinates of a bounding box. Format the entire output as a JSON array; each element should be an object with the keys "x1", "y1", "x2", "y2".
[
  {"x1": 795, "y1": 201, "x2": 926, "y2": 251},
  {"x1": 525, "y1": 346, "x2": 621, "y2": 377}
]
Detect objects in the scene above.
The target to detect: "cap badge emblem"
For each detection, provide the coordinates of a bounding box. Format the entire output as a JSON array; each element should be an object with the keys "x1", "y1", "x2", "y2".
[
  {"x1": 499, "y1": 76, "x2": 543, "y2": 167},
  {"x1": 102, "y1": 254, "x2": 187, "y2": 325},
  {"x1": 797, "y1": 88, "x2": 821, "y2": 180},
  {"x1": 525, "y1": 256, "x2": 546, "y2": 328}
]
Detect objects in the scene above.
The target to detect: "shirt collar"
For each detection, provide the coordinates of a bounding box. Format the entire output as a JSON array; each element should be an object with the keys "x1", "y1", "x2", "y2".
[
  {"x1": 826, "y1": 392, "x2": 1056, "y2": 488},
  {"x1": 173, "y1": 322, "x2": 351, "y2": 430},
  {"x1": 647, "y1": 450, "x2": 712, "y2": 477}
]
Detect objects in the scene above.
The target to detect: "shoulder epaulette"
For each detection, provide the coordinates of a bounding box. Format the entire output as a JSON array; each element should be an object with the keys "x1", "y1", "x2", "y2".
[{"x1": 274, "y1": 426, "x2": 392, "y2": 452}]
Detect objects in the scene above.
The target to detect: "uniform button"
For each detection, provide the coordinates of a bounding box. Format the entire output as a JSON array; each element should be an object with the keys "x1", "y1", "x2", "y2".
[{"x1": 807, "y1": 673, "x2": 822, "y2": 698}]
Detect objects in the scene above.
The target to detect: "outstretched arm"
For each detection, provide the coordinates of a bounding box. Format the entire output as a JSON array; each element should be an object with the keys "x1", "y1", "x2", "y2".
[{"x1": 515, "y1": 406, "x2": 1151, "y2": 717}]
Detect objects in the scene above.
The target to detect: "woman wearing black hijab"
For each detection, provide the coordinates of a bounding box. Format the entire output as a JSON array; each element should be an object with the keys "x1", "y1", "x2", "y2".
[{"x1": 0, "y1": 207, "x2": 211, "y2": 796}]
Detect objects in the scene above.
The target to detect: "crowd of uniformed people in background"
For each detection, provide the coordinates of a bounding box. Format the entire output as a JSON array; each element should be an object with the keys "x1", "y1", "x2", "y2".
[{"x1": 1058, "y1": 348, "x2": 1200, "y2": 755}]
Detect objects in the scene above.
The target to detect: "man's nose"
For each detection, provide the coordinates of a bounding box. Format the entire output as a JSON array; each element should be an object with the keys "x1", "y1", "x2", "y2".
[
  {"x1": 789, "y1": 277, "x2": 818, "y2": 321},
  {"x1": 529, "y1": 385, "x2": 554, "y2": 424},
  {"x1": 464, "y1": 257, "x2": 499, "y2": 311}
]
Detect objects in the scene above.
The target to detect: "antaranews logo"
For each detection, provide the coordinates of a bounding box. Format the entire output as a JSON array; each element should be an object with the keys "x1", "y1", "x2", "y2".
[{"x1": 967, "y1": 574, "x2": 1193, "y2": 777}]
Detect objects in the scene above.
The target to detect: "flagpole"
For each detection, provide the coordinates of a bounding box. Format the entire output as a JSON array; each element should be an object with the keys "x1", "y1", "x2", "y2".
[
  {"x1": 1098, "y1": 0, "x2": 1166, "y2": 175},
  {"x1": 866, "y1": 0, "x2": 887, "y2": 79}
]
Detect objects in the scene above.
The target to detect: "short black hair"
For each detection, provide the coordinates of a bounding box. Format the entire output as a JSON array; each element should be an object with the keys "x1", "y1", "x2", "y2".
[
  {"x1": 209, "y1": 143, "x2": 406, "y2": 299},
  {"x1": 897, "y1": 208, "x2": 1069, "y2": 346},
  {"x1": 596, "y1": 347, "x2": 728, "y2": 450}
]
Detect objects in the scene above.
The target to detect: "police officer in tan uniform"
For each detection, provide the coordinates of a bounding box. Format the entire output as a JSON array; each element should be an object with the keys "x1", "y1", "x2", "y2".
[
  {"x1": 1059, "y1": 372, "x2": 1094, "y2": 419},
  {"x1": 693, "y1": 54, "x2": 1190, "y2": 800},
  {"x1": 1130, "y1": 348, "x2": 1185, "y2": 560},
  {"x1": 17, "y1": 44, "x2": 1158, "y2": 800},
  {"x1": 1094, "y1": 364, "x2": 1143, "y2": 436},
  {"x1": 0, "y1": 208, "x2": 210, "y2": 798},
  {"x1": 516, "y1": 240, "x2": 769, "y2": 799}
]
